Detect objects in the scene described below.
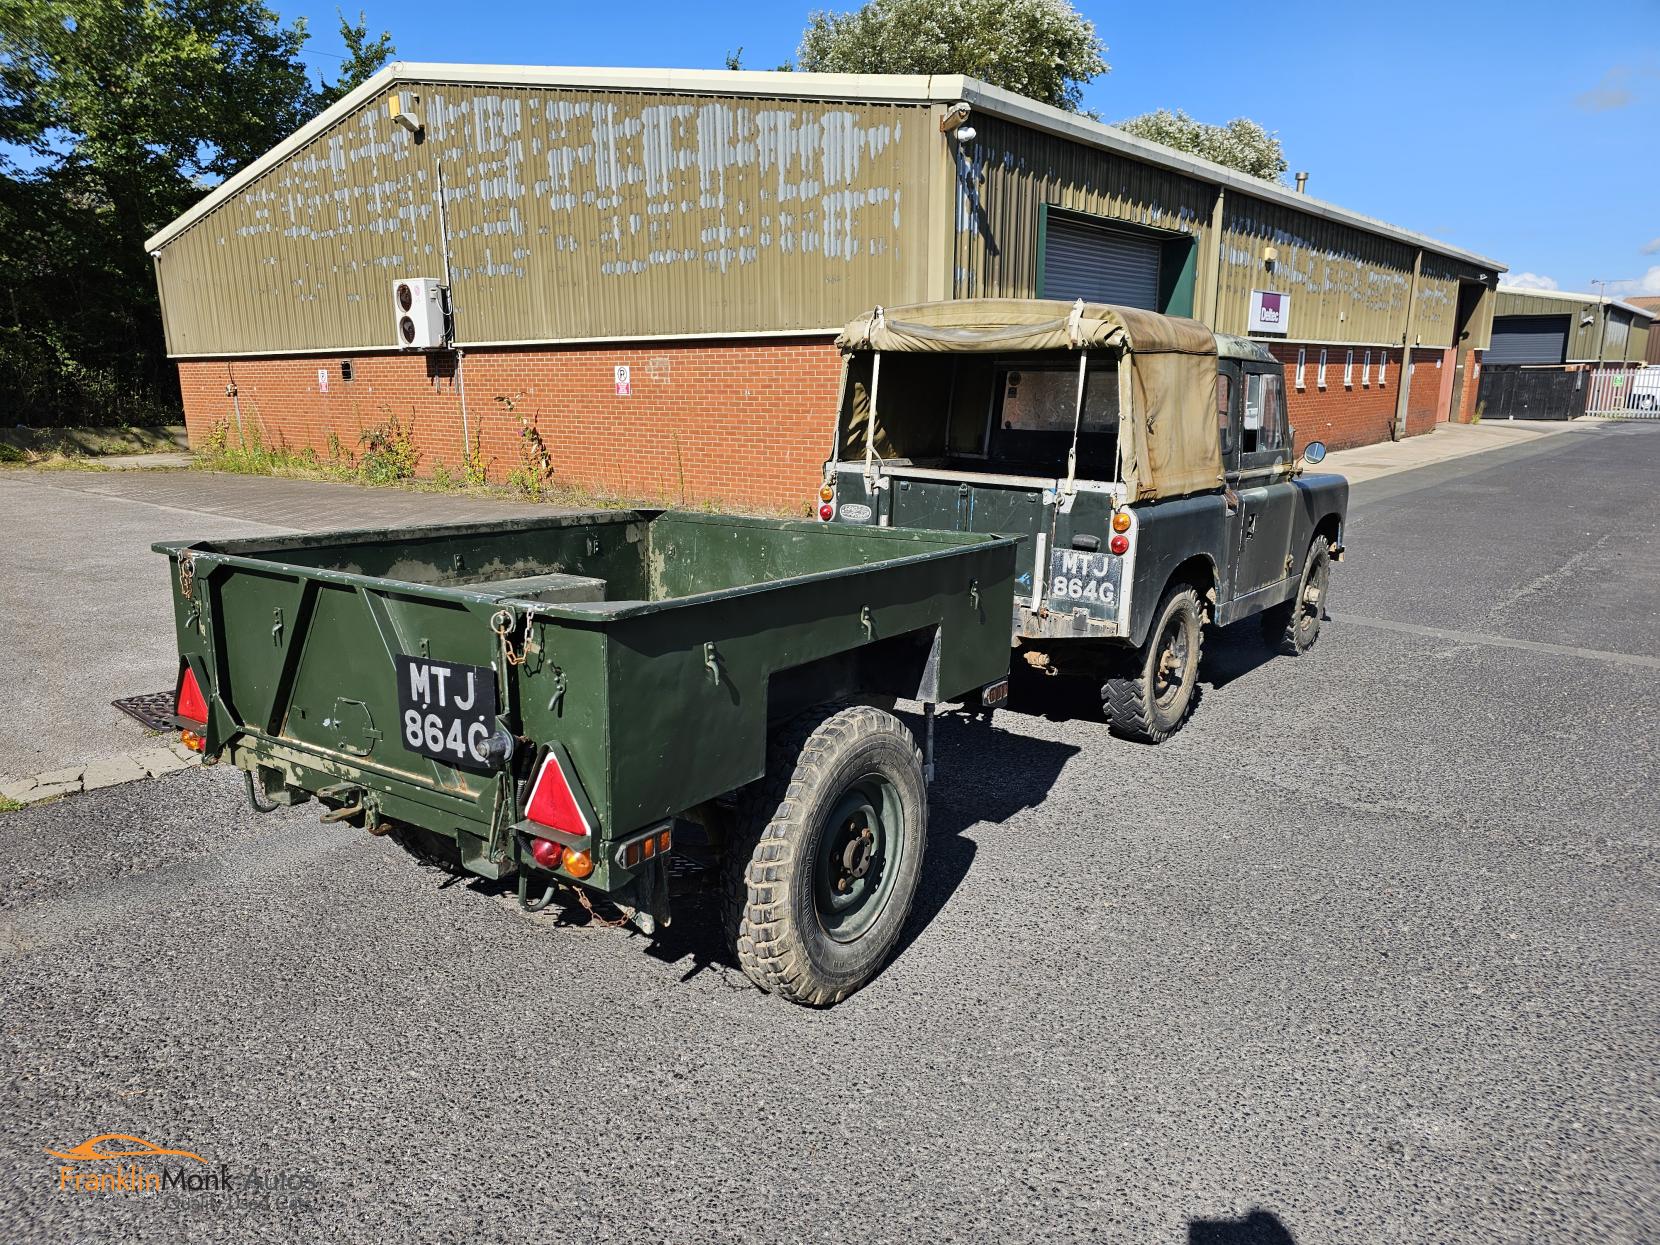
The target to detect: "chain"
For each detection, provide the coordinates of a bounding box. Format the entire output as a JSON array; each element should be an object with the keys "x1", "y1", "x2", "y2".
[
  {"x1": 491, "y1": 608, "x2": 533, "y2": 666},
  {"x1": 178, "y1": 550, "x2": 196, "y2": 600}
]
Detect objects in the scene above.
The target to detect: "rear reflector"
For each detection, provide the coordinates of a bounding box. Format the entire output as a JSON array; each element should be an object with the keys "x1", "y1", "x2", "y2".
[
  {"x1": 525, "y1": 751, "x2": 592, "y2": 838},
  {"x1": 176, "y1": 665, "x2": 208, "y2": 726},
  {"x1": 616, "y1": 825, "x2": 674, "y2": 870}
]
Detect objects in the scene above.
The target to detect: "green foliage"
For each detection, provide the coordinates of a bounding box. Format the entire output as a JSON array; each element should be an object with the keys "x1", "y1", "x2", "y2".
[
  {"x1": 356, "y1": 410, "x2": 419, "y2": 484},
  {"x1": 0, "y1": 1, "x2": 394, "y2": 427},
  {"x1": 1116, "y1": 109, "x2": 1288, "y2": 183},
  {"x1": 314, "y1": 9, "x2": 395, "y2": 108},
  {"x1": 797, "y1": 0, "x2": 1107, "y2": 112},
  {"x1": 495, "y1": 391, "x2": 554, "y2": 499}
]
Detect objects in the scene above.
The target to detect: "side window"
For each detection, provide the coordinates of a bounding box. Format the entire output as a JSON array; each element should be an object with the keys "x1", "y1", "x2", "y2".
[
  {"x1": 1243, "y1": 372, "x2": 1263, "y2": 453},
  {"x1": 1260, "y1": 372, "x2": 1288, "y2": 452},
  {"x1": 1216, "y1": 372, "x2": 1233, "y2": 455}
]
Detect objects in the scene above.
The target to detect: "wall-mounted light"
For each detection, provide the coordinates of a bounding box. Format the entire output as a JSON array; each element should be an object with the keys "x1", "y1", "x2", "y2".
[
  {"x1": 941, "y1": 101, "x2": 974, "y2": 144},
  {"x1": 389, "y1": 91, "x2": 423, "y2": 136},
  {"x1": 1263, "y1": 244, "x2": 1280, "y2": 271}
]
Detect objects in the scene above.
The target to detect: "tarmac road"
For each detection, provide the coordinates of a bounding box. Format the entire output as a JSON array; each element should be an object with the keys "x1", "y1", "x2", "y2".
[{"x1": 2, "y1": 424, "x2": 1657, "y2": 1243}]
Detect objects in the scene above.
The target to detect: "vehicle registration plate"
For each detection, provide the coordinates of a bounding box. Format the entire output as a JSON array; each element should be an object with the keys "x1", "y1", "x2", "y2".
[
  {"x1": 1048, "y1": 548, "x2": 1118, "y2": 610},
  {"x1": 394, "y1": 655, "x2": 500, "y2": 769}
]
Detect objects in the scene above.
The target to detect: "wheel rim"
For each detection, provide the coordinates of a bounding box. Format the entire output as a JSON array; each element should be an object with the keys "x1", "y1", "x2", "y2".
[
  {"x1": 1298, "y1": 552, "x2": 1330, "y2": 642},
  {"x1": 814, "y1": 774, "x2": 905, "y2": 943},
  {"x1": 1152, "y1": 614, "x2": 1192, "y2": 708}
]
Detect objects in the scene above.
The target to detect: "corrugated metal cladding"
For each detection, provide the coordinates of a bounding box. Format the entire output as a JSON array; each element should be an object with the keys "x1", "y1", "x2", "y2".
[
  {"x1": 1489, "y1": 315, "x2": 1569, "y2": 364},
  {"x1": 1492, "y1": 290, "x2": 1654, "y2": 363},
  {"x1": 153, "y1": 83, "x2": 938, "y2": 355},
  {"x1": 1219, "y1": 195, "x2": 1481, "y2": 348},
  {"x1": 951, "y1": 115, "x2": 1210, "y2": 303},
  {"x1": 1041, "y1": 214, "x2": 1161, "y2": 308}
]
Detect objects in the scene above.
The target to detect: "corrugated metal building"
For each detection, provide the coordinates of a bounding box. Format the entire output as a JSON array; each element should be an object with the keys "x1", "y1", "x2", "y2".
[
  {"x1": 1632, "y1": 297, "x2": 1660, "y2": 365},
  {"x1": 1479, "y1": 286, "x2": 1655, "y2": 419},
  {"x1": 149, "y1": 63, "x2": 1507, "y2": 507}
]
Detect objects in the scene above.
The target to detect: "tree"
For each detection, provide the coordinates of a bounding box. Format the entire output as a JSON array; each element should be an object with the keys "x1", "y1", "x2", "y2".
[
  {"x1": 0, "y1": 0, "x2": 393, "y2": 426},
  {"x1": 797, "y1": 0, "x2": 1107, "y2": 114},
  {"x1": 1116, "y1": 108, "x2": 1288, "y2": 183},
  {"x1": 315, "y1": 9, "x2": 395, "y2": 108}
]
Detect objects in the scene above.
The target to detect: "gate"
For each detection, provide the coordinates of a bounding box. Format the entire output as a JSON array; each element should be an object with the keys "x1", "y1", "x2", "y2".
[{"x1": 1585, "y1": 366, "x2": 1659, "y2": 418}]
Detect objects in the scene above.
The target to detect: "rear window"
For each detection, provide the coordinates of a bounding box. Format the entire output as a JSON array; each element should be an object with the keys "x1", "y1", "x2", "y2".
[{"x1": 991, "y1": 362, "x2": 1119, "y2": 476}]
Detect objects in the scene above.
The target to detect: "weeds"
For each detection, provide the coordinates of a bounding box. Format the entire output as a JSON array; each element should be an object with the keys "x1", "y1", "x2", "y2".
[
  {"x1": 495, "y1": 392, "x2": 554, "y2": 500},
  {"x1": 356, "y1": 411, "x2": 420, "y2": 485}
]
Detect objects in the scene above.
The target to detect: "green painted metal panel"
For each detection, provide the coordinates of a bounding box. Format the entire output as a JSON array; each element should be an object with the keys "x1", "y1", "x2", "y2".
[{"x1": 159, "y1": 511, "x2": 1016, "y2": 888}]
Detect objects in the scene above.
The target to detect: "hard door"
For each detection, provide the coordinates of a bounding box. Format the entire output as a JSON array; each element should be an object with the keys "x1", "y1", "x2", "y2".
[
  {"x1": 1233, "y1": 367, "x2": 1297, "y2": 598},
  {"x1": 1215, "y1": 363, "x2": 1245, "y2": 602}
]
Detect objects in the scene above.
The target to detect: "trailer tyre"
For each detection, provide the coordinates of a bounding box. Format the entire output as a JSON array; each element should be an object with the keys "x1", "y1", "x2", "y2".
[
  {"x1": 725, "y1": 704, "x2": 927, "y2": 1006},
  {"x1": 1101, "y1": 584, "x2": 1204, "y2": 744},
  {"x1": 1263, "y1": 535, "x2": 1332, "y2": 656}
]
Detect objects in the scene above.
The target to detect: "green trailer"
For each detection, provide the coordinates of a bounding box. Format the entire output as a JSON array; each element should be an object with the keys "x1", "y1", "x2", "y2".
[{"x1": 157, "y1": 510, "x2": 1016, "y2": 1005}]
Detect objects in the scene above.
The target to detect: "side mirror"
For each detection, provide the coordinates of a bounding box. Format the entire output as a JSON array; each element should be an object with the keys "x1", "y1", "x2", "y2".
[{"x1": 1302, "y1": 440, "x2": 1327, "y2": 466}]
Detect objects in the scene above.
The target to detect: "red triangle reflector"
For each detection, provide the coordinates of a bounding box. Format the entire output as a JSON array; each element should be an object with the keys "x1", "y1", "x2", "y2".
[
  {"x1": 525, "y1": 752, "x2": 590, "y2": 838},
  {"x1": 176, "y1": 666, "x2": 209, "y2": 726}
]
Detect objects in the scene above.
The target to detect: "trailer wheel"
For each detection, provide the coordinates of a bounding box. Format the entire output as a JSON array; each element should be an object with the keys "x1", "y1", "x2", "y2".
[
  {"x1": 1100, "y1": 584, "x2": 1204, "y2": 744},
  {"x1": 724, "y1": 704, "x2": 927, "y2": 1006},
  {"x1": 1263, "y1": 535, "x2": 1332, "y2": 656}
]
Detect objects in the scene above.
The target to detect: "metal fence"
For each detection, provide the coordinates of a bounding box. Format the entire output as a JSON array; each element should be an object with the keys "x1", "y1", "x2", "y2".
[{"x1": 1584, "y1": 365, "x2": 1660, "y2": 418}]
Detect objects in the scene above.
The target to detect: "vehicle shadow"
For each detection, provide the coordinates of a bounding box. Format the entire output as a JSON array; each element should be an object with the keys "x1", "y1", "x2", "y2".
[
  {"x1": 1188, "y1": 1209, "x2": 1297, "y2": 1244},
  {"x1": 636, "y1": 708, "x2": 1080, "y2": 994}
]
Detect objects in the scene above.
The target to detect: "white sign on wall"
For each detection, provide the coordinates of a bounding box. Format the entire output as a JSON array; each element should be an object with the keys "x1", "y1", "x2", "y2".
[
  {"x1": 613, "y1": 364, "x2": 632, "y2": 396},
  {"x1": 316, "y1": 367, "x2": 329, "y2": 393},
  {"x1": 1248, "y1": 289, "x2": 1290, "y2": 335}
]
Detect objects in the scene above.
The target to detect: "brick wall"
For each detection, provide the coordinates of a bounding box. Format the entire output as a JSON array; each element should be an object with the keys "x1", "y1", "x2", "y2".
[
  {"x1": 177, "y1": 336, "x2": 844, "y2": 512},
  {"x1": 1267, "y1": 343, "x2": 1451, "y2": 450}
]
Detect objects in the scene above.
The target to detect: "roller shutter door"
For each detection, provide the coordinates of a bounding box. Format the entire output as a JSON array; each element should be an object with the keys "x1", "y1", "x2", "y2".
[
  {"x1": 1042, "y1": 216, "x2": 1161, "y2": 309},
  {"x1": 1488, "y1": 315, "x2": 1569, "y2": 365}
]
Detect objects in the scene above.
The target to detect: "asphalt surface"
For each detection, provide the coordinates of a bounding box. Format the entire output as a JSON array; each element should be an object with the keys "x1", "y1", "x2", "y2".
[
  {"x1": 3, "y1": 425, "x2": 1657, "y2": 1243},
  {"x1": 0, "y1": 469, "x2": 539, "y2": 783}
]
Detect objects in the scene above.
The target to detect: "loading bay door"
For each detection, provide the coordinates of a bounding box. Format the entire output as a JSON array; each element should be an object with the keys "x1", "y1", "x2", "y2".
[{"x1": 1042, "y1": 214, "x2": 1161, "y2": 310}]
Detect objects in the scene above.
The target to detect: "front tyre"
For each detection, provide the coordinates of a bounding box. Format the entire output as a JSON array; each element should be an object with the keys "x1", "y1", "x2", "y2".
[
  {"x1": 1264, "y1": 534, "x2": 1332, "y2": 655},
  {"x1": 1101, "y1": 584, "x2": 1204, "y2": 743},
  {"x1": 728, "y1": 704, "x2": 927, "y2": 1006}
]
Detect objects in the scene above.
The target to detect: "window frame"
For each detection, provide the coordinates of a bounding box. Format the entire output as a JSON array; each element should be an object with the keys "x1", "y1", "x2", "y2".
[
  {"x1": 1379, "y1": 353, "x2": 1389, "y2": 388},
  {"x1": 1295, "y1": 346, "x2": 1307, "y2": 391},
  {"x1": 1344, "y1": 349, "x2": 1355, "y2": 389},
  {"x1": 1317, "y1": 348, "x2": 1329, "y2": 390}
]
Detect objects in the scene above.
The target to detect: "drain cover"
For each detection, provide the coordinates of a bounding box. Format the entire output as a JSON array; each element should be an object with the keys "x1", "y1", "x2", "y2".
[{"x1": 113, "y1": 690, "x2": 177, "y2": 732}]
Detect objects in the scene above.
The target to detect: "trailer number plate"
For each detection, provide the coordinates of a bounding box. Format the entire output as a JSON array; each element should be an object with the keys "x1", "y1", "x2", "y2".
[{"x1": 395, "y1": 655, "x2": 500, "y2": 769}]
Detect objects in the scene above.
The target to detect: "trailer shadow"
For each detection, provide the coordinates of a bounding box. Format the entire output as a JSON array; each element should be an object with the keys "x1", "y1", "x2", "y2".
[{"x1": 637, "y1": 709, "x2": 1080, "y2": 993}]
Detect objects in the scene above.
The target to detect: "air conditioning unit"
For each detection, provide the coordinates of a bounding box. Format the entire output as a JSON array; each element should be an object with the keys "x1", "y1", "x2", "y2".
[{"x1": 392, "y1": 278, "x2": 446, "y2": 350}]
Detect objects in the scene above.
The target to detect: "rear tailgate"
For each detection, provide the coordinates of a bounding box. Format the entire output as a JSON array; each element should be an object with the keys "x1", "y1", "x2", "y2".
[{"x1": 160, "y1": 542, "x2": 512, "y2": 825}]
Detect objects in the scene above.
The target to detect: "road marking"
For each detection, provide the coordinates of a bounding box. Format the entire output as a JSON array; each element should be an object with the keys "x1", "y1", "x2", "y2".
[{"x1": 1331, "y1": 614, "x2": 1660, "y2": 671}]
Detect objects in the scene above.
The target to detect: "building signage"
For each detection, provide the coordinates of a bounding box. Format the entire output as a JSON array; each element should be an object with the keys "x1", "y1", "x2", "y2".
[
  {"x1": 613, "y1": 364, "x2": 632, "y2": 396},
  {"x1": 1248, "y1": 290, "x2": 1289, "y2": 335}
]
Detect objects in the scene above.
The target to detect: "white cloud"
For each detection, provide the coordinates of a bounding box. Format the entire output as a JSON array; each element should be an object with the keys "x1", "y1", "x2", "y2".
[
  {"x1": 1575, "y1": 65, "x2": 1636, "y2": 111},
  {"x1": 1505, "y1": 272, "x2": 1560, "y2": 291},
  {"x1": 1608, "y1": 266, "x2": 1660, "y2": 296},
  {"x1": 1643, "y1": 238, "x2": 1660, "y2": 255}
]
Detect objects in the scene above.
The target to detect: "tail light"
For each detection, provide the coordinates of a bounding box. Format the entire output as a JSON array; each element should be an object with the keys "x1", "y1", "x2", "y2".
[
  {"x1": 529, "y1": 836, "x2": 564, "y2": 870},
  {"x1": 562, "y1": 848, "x2": 595, "y2": 879},
  {"x1": 525, "y1": 751, "x2": 593, "y2": 838},
  {"x1": 176, "y1": 665, "x2": 208, "y2": 726},
  {"x1": 1111, "y1": 509, "x2": 1133, "y2": 533},
  {"x1": 819, "y1": 503, "x2": 835, "y2": 521},
  {"x1": 1109, "y1": 534, "x2": 1130, "y2": 555}
]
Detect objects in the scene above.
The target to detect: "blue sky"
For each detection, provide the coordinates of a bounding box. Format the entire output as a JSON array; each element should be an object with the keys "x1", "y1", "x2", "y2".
[{"x1": 286, "y1": 0, "x2": 1660, "y2": 297}]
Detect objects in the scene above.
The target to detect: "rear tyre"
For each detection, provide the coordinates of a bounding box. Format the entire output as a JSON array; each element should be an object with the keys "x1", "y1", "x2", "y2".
[
  {"x1": 1101, "y1": 585, "x2": 1204, "y2": 744},
  {"x1": 724, "y1": 704, "x2": 927, "y2": 1006},
  {"x1": 1263, "y1": 535, "x2": 1332, "y2": 656}
]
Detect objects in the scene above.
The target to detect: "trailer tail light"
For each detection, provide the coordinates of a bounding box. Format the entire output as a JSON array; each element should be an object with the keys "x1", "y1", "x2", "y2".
[
  {"x1": 180, "y1": 730, "x2": 206, "y2": 753},
  {"x1": 176, "y1": 665, "x2": 208, "y2": 726},
  {"x1": 529, "y1": 836, "x2": 564, "y2": 870},
  {"x1": 1109, "y1": 534, "x2": 1130, "y2": 556},
  {"x1": 616, "y1": 825, "x2": 673, "y2": 869},
  {"x1": 525, "y1": 752, "x2": 592, "y2": 839},
  {"x1": 561, "y1": 848, "x2": 594, "y2": 879}
]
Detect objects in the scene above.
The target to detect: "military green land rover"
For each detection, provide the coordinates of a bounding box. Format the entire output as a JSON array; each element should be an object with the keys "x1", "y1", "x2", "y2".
[{"x1": 820, "y1": 299, "x2": 1349, "y2": 742}]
